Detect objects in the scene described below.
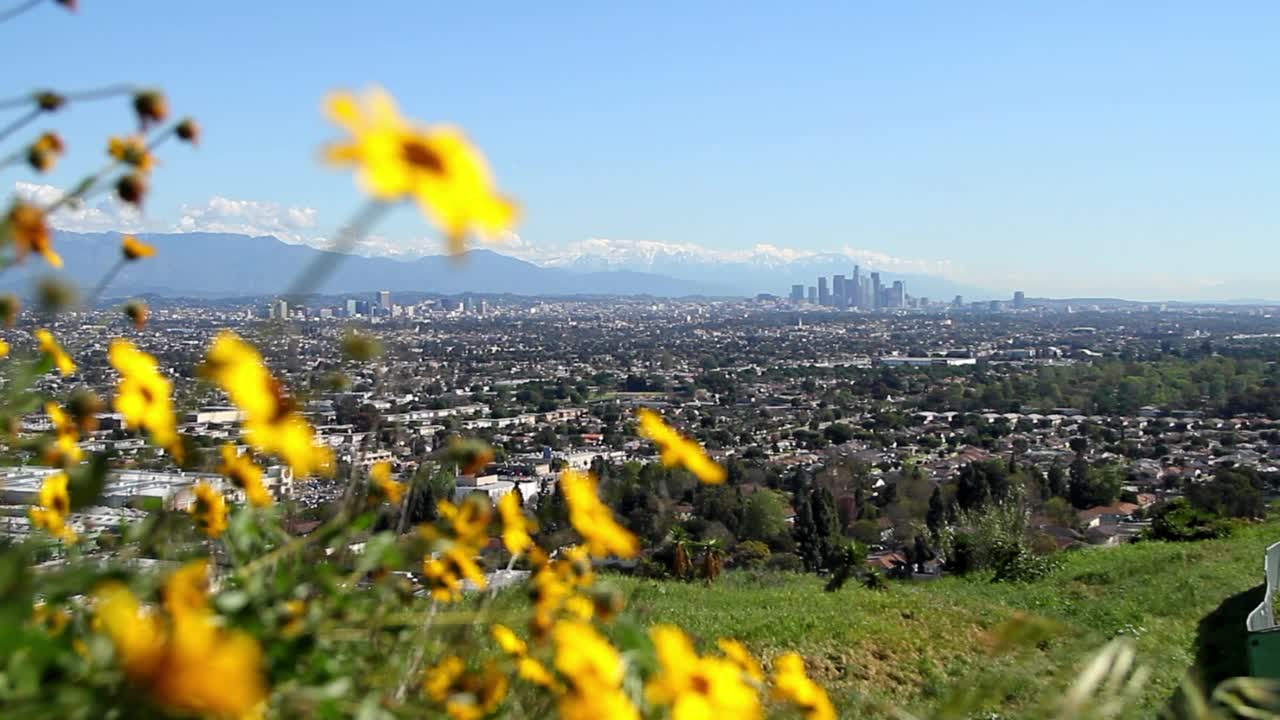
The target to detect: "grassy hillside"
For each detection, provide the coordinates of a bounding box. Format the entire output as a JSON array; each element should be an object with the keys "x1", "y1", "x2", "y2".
[{"x1": 584, "y1": 519, "x2": 1280, "y2": 718}]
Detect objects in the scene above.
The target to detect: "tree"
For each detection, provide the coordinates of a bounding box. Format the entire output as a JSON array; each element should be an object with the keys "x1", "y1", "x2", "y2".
[
  {"x1": 1069, "y1": 460, "x2": 1123, "y2": 509},
  {"x1": 926, "y1": 486, "x2": 945, "y2": 536},
  {"x1": 1069, "y1": 436, "x2": 1089, "y2": 455},
  {"x1": 1043, "y1": 496, "x2": 1077, "y2": 529},
  {"x1": 1187, "y1": 468, "x2": 1265, "y2": 519},
  {"x1": 741, "y1": 490, "x2": 789, "y2": 545},
  {"x1": 1046, "y1": 464, "x2": 1068, "y2": 499}
]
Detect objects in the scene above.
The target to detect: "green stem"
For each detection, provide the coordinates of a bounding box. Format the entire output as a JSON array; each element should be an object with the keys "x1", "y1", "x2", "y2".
[
  {"x1": 0, "y1": 0, "x2": 43, "y2": 25},
  {"x1": 0, "y1": 106, "x2": 39, "y2": 145}
]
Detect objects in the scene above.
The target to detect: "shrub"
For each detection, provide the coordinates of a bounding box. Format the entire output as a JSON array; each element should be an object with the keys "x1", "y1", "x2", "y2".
[
  {"x1": 764, "y1": 553, "x2": 806, "y2": 572},
  {"x1": 732, "y1": 540, "x2": 771, "y2": 569},
  {"x1": 1149, "y1": 498, "x2": 1234, "y2": 541}
]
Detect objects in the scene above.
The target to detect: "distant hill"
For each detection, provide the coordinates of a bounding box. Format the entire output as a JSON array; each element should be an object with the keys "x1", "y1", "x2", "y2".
[{"x1": 10, "y1": 232, "x2": 731, "y2": 299}]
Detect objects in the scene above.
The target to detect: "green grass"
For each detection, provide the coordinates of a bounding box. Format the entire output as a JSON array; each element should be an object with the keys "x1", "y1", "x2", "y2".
[{"x1": 592, "y1": 519, "x2": 1280, "y2": 718}]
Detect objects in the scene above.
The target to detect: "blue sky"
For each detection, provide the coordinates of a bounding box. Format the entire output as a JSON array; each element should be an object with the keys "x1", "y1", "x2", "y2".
[{"x1": 6, "y1": 1, "x2": 1279, "y2": 299}]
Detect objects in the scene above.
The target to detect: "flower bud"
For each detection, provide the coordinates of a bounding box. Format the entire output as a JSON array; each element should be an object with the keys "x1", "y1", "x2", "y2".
[
  {"x1": 34, "y1": 92, "x2": 65, "y2": 112},
  {"x1": 176, "y1": 117, "x2": 200, "y2": 145},
  {"x1": 116, "y1": 173, "x2": 147, "y2": 206},
  {"x1": 132, "y1": 91, "x2": 169, "y2": 129},
  {"x1": 125, "y1": 301, "x2": 149, "y2": 330},
  {"x1": 0, "y1": 294, "x2": 21, "y2": 327}
]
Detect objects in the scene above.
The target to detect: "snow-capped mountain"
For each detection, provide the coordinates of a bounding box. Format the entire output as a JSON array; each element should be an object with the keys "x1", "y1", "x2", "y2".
[{"x1": 526, "y1": 238, "x2": 995, "y2": 300}]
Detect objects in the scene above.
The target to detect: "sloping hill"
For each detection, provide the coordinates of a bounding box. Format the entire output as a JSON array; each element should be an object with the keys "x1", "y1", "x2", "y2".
[{"x1": 582, "y1": 520, "x2": 1280, "y2": 718}]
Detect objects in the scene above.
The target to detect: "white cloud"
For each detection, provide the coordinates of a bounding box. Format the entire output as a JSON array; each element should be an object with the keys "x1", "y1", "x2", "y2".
[
  {"x1": 175, "y1": 196, "x2": 320, "y2": 246},
  {"x1": 15, "y1": 181, "x2": 151, "y2": 233}
]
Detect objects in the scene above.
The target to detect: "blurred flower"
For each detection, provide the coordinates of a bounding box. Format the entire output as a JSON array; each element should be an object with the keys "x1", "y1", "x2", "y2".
[
  {"x1": 323, "y1": 87, "x2": 518, "y2": 254},
  {"x1": 124, "y1": 300, "x2": 149, "y2": 330},
  {"x1": 175, "y1": 117, "x2": 200, "y2": 145},
  {"x1": 116, "y1": 173, "x2": 147, "y2": 206},
  {"x1": 0, "y1": 340, "x2": 9, "y2": 358},
  {"x1": 448, "y1": 437, "x2": 494, "y2": 475},
  {"x1": 561, "y1": 470, "x2": 638, "y2": 559},
  {"x1": 492, "y1": 624, "x2": 556, "y2": 688},
  {"x1": 132, "y1": 91, "x2": 169, "y2": 130},
  {"x1": 35, "y1": 329, "x2": 75, "y2": 375},
  {"x1": 552, "y1": 620, "x2": 639, "y2": 720},
  {"x1": 718, "y1": 639, "x2": 764, "y2": 684},
  {"x1": 32, "y1": 601, "x2": 71, "y2": 636},
  {"x1": 36, "y1": 276, "x2": 77, "y2": 313},
  {"x1": 647, "y1": 624, "x2": 761, "y2": 720},
  {"x1": 35, "y1": 91, "x2": 65, "y2": 112},
  {"x1": 43, "y1": 401, "x2": 83, "y2": 468},
  {"x1": 280, "y1": 598, "x2": 307, "y2": 638},
  {"x1": 498, "y1": 490, "x2": 535, "y2": 555},
  {"x1": 771, "y1": 653, "x2": 835, "y2": 720},
  {"x1": 219, "y1": 444, "x2": 272, "y2": 508},
  {"x1": 369, "y1": 460, "x2": 405, "y2": 504},
  {"x1": 0, "y1": 294, "x2": 20, "y2": 327},
  {"x1": 637, "y1": 408, "x2": 726, "y2": 484},
  {"x1": 434, "y1": 496, "x2": 492, "y2": 548},
  {"x1": 200, "y1": 332, "x2": 333, "y2": 477},
  {"x1": 8, "y1": 203, "x2": 62, "y2": 268},
  {"x1": 122, "y1": 235, "x2": 156, "y2": 260},
  {"x1": 340, "y1": 330, "x2": 382, "y2": 361},
  {"x1": 189, "y1": 482, "x2": 228, "y2": 538},
  {"x1": 55, "y1": 0, "x2": 76, "y2": 12},
  {"x1": 109, "y1": 339, "x2": 180, "y2": 459},
  {"x1": 108, "y1": 136, "x2": 155, "y2": 172},
  {"x1": 421, "y1": 544, "x2": 486, "y2": 602},
  {"x1": 424, "y1": 656, "x2": 509, "y2": 720},
  {"x1": 29, "y1": 471, "x2": 75, "y2": 542},
  {"x1": 94, "y1": 560, "x2": 268, "y2": 718},
  {"x1": 67, "y1": 389, "x2": 102, "y2": 433},
  {"x1": 27, "y1": 132, "x2": 64, "y2": 173}
]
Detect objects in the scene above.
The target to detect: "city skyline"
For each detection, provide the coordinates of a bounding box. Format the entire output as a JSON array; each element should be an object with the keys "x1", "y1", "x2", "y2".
[{"x1": 8, "y1": 2, "x2": 1280, "y2": 300}]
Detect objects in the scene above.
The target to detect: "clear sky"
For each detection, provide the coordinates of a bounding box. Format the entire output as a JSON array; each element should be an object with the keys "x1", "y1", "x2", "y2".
[{"x1": 6, "y1": 1, "x2": 1279, "y2": 299}]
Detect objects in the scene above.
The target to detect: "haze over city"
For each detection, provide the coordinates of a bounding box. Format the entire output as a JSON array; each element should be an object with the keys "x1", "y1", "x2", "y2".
[{"x1": 8, "y1": 1, "x2": 1279, "y2": 301}]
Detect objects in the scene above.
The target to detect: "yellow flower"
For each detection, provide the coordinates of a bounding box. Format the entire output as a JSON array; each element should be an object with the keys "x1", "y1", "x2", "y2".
[
  {"x1": 637, "y1": 408, "x2": 727, "y2": 484},
  {"x1": 561, "y1": 470, "x2": 639, "y2": 559},
  {"x1": 421, "y1": 545, "x2": 486, "y2": 602},
  {"x1": 35, "y1": 329, "x2": 74, "y2": 375},
  {"x1": 7, "y1": 203, "x2": 62, "y2": 268},
  {"x1": 436, "y1": 496, "x2": 492, "y2": 547},
  {"x1": 109, "y1": 339, "x2": 181, "y2": 459},
  {"x1": 492, "y1": 624, "x2": 557, "y2": 688},
  {"x1": 323, "y1": 87, "x2": 518, "y2": 254},
  {"x1": 369, "y1": 461, "x2": 405, "y2": 504},
  {"x1": 498, "y1": 490, "x2": 535, "y2": 555},
  {"x1": 190, "y1": 482, "x2": 228, "y2": 539},
  {"x1": 121, "y1": 234, "x2": 156, "y2": 260},
  {"x1": 647, "y1": 625, "x2": 761, "y2": 720},
  {"x1": 0, "y1": 340, "x2": 9, "y2": 358},
  {"x1": 771, "y1": 653, "x2": 836, "y2": 720},
  {"x1": 94, "y1": 561, "x2": 268, "y2": 718},
  {"x1": 219, "y1": 444, "x2": 272, "y2": 508},
  {"x1": 200, "y1": 332, "x2": 333, "y2": 478},
  {"x1": 32, "y1": 601, "x2": 71, "y2": 635},
  {"x1": 107, "y1": 136, "x2": 155, "y2": 172},
  {"x1": 718, "y1": 638, "x2": 765, "y2": 684},
  {"x1": 29, "y1": 472, "x2": 76, "y2": 542},
  {"x1": 552, "y1": 620, "x2": 639, "y2": 720},
  {"x1": 43, "y1": 401, "x2": 83, "y2": 468},
  {"x1": 424, "y1": 656, "x2": 509, "y2": 720}
]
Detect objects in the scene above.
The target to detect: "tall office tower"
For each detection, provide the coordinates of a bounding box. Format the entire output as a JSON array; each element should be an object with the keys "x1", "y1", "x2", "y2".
[
  {"x1": 790, "y1": 284, "x2": 805, "y2": 302},
  {"x1": 807, "y1": 286, "x2": 817, "y2": 304},
  {"x1": 953, "y1": 295, "x2": 964, "y2": 307},
  {"x1": 272, "y1": 299, "x2": 288, "y2": 320},
  {"x1": 870, "y1": 272, "x2": 882, "y2": 309},
  {"x1": 891, "y1": 280, "x2": 905, "y2": 308},
  {"x1": 848, "y1": 269, "x2": 862, "y2": 308},
  {"x1": 378, "y1": 290, "x2": 392, "y2": 311},
  {"x1": 345, "y1": 298, "x2": 358, "y2": 317},
  {"x1": 817, "y1": 276, "x2": 830, "y2": 306},
  {"x1": 832, "y1": 275, "x2": 846, "y2": 302},
  {"x1": 1013, "y1": 291, "x2": 1026, "y2": 309}
]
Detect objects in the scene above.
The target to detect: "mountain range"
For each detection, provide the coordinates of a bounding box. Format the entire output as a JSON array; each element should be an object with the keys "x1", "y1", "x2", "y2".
[{"x1": 11, "y1": 231, "x2": 994, "y2": 301}]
